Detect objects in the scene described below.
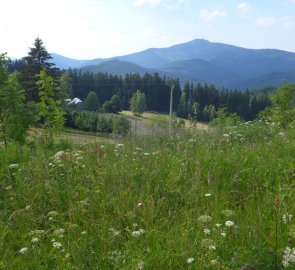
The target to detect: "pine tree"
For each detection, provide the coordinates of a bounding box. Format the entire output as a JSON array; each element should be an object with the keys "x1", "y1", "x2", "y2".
[{"x1": 20, "y1": 37, "x2": 56, "y2": 102}]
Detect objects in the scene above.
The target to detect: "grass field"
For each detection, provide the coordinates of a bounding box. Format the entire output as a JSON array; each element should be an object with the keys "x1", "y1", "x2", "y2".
[{"x1": 0, "y1": 119, "x2": 295, "y2": 269}]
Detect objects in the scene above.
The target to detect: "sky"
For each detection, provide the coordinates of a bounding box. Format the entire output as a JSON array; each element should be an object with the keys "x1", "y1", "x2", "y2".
[{"x1": 1, "y1": 0, "x2": 295, "y2": 59}]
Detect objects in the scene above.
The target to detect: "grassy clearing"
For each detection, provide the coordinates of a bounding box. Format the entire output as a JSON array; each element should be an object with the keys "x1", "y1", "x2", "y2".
[
  {"x1": 0, "y1": 121, "x2": 295, "y2": 269},
  {"x1": 120, "y1": 110, "x2": 208, "y2": 136}
]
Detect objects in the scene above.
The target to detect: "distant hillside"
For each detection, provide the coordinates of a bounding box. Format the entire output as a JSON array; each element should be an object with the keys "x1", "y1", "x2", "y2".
[
  {"x1": 51, "y1": 39, "x2": 295, "y2": 89},
  {"x1": 51, "y1": 53, "x2": 90, "y2": 69},
  {"x1": 80, "y1": 59, "x2": 156, "y2": 76}
]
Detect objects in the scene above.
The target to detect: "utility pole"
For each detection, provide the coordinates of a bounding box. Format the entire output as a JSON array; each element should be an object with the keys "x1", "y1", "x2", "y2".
[{"x1": 169, "y1": 85, "x2": 174, "y2": 137}]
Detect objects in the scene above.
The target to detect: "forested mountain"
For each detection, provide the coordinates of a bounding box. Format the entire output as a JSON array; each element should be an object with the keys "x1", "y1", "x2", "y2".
[
  {"x1": 51, "y1": 39, "x2": 295, "y2": 90},
  {"x1": 51, "y1": 53, "x2": 90, "y2": 69}
]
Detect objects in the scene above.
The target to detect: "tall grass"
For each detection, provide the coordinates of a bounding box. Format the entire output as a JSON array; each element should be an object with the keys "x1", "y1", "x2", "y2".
[{"x1": 0, "y1": 121, "x2": 295, "y2": 269}]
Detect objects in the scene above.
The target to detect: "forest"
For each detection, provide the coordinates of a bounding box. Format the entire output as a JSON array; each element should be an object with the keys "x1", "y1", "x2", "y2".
[{"x1": 7, "y1": 38, "x2": 272, "y2": 124}]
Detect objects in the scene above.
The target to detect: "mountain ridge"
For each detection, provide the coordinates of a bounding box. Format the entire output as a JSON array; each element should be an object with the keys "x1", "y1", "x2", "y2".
[{"x1": 51, "y1": 39, "x2": 295, "y2": 90}]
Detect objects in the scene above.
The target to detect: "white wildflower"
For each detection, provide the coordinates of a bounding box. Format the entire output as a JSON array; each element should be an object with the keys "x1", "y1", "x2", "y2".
[
  {"x1": 138, "y1": 260, "x2": 144, "y2": 270},
  {"x1": 282, "y1": 246, "x2": 295, "y2": 268},
  {"x1": 9, "y1": 163, "x2": 19, "y2": 169},
  {"x1": 187, "y1": 258, "x2": 194, "y2": 264},
  {"x1": 31, "y1": 237, "x2": 39, "y2": 244},
  {"x1": 215, "y1": 223, "x2": 222, "y2": 228},
  {"x1": 54, "y1": 151, "x2": 65, "y2": 159},
  {"x1": 116, "y1": 144, "x2": 124, "y2": 148},
  {"x1": 225, "y1": 220, "x2": 235, "y2": 227},
  {"x1": 283, "y1": 214, "x2": 293, "y2": 224},
  {"x1": 208, "y1": 245, "x2": 216, "y2": 251},
  {"x1": 205, "y1": 193, "x2": 212, "y2": 197},
  {"x1": 198, "y1": 215, "x2": 212, "y2": 223},
  {"x1": 53, "y1": 241, "x2": 62, "y2": 249},
  {"x1": 204, "y1": 228, "x2": 211, "y2": 235},
  {"x1": 220, "y1": 232, "x2": 226, "y2": 237},
  {"x1": 19, "y1": 247, "x2": 28, "y2": 254},
  {"x1": 81, "y1": 231, "x2": 87, "y2": 235},
  {"x1": 132, "y1": 231, "x2": 141, "y2": 237}
]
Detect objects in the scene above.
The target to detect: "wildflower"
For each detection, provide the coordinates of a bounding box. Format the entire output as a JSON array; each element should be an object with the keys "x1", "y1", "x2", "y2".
[
  {"x1": 53, "y1": 229, "x2": 65, "y2": 238},
  {"x1": 48, "y1": 211, "x2": 58, "y2": 217},
  {"x1": 116, "y1": 144, "x2": 124, "y2": 148},
  {"x1": 109, "y1": 228, "x2": 120, "y2": 236},
  {"x1": 208, "y1": 245, "x2": 216, "y2": 251},
  {"x1": 223, "y1": 134, "x2": 230, "y2": 138},
  {"x1": 143, "y1": 153, "x2": 150, "y2": 156},
  {"x1": 198, "y1": 215, "x2": 212, "y2": 223},
  {"x1": 9, "y1": 163, "x2": 18, "y2": 169},
  {"x1": 187, "y1": 258, "x2": 194, "y2": 264},
  {"x1": 54, "y1": 151, "x2": 65, "y2": 159},
  {"x1": 205, "y1": 193, "x2": 212, "y2": 197},
  {"x1": 25, "y1": 205, "x2": 31, "y2": 210},
  {"x1": 132, "y1": 231, "x2": 141, "y2": 237},
  {"x1": 220, "y1": 232, "x2": 226, "y2": 237},
  {"x1": 225, "y1": 221, "x2": 235, "y2": 227},
  {"x1": 283, "y1": 214, "x2": 293, "y2": 224},
  {"x1": 81, "y1": 231, "x2": 87, "y2": 235},
  {"x1": 131, "y1": 229, "x2": 145, "y2": 237},
  {"x1": 204, "y1": 228, "x2": 211, "y2": 235},
  {"x1": 137, "y1": 202, "x2": 143, "y2": 207},
  {"x1": 53, "y1": 241, "x2": 62, "y2": 249},
  {"x1": 201, "y1": 238, "x2": 216, "y2": 248},
  {"x1": 31, "y1": 237, "x2": 39, "y2": 244},
  {"x1": 221, "y1": 210, "x2": 234, "y2": 217},
  {"x1": 215, "y1": 223, "x2": 222, "y2": 228},
  {"x1": 138, "y1": 260, "x2": 144, "y2": 270},
  {"x1": 48, "y1": 217, "x2": 54, "y2": 221},
  {"x1": 19, "y1": 247, "x2": 28, "y2": 254}
]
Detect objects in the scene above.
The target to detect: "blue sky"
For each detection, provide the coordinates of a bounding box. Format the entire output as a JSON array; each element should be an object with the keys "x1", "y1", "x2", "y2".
[{"x1": 1, "y1": 0, "x2": 295, "y2": 59}]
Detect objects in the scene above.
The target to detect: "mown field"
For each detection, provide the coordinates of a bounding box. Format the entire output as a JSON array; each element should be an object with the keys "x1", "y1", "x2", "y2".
[{"x1": 0, "y1": 119, "x2": 295, "y2": 269}]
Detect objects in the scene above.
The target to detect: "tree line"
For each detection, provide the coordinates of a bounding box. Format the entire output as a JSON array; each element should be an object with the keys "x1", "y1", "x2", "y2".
[{"x1": 6, "y1": 37, "x2": 272, "y2": 125}]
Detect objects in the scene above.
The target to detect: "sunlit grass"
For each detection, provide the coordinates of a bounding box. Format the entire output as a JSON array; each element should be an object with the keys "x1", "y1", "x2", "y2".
[{"x1": 0, "y1": 121, "x2": 295, "y2": 269}]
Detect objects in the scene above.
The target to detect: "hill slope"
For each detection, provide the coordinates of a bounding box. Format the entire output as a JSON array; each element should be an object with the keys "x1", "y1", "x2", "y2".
[{"x1": 51, "y1": 39, "x2": 295, "y2": 89}]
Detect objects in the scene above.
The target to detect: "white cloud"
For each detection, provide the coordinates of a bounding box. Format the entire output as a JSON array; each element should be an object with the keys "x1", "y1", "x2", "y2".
[
  {"x1": 256, "y1": 16, "x2": 293, "y2": 28},
  {"x1": 256, "y1": 17, "x2": 276, "y2": 26},
  {"x1": 280, "y1": 16, "x2": 293, "y2": 28},
  {"x1": 134, "y1": 0, "x2": 162, "y2": 6},
  {"x1": 199, "y1": 9, "x2": 227, "y2": 22},
  {"x1": 236, "y1": 2, "x2": 250, "y2": 12}
]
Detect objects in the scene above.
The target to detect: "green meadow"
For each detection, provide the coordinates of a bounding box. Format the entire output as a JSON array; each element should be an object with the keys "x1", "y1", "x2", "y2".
[{"x1": 1, "y1": 118, "x2": 295, "y2": 269}]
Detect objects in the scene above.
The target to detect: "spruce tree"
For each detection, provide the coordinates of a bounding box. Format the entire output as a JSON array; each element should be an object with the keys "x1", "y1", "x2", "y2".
[{"x1": 20, "y1": 37, "x2": 56, "y2": 102}]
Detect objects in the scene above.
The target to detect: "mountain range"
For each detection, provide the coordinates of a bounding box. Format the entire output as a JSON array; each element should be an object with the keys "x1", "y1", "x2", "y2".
[{"x1": 51, "y1": 39, "x2": 295, "y2": 90}]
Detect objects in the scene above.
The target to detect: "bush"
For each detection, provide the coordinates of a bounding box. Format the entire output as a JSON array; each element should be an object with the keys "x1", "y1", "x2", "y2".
[{"x1": 111, "y1": 116, "x2": 131, "y2": 136}]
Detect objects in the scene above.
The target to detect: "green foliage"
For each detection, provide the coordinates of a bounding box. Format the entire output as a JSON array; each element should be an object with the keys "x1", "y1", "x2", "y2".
[
  {"x1": 103, "y1": 94, "x2": 121, "y2": 114},
  {"x1": 37, "y1": 68, "x2": 64, "y2": 144},
  {"x1": 210, "y1": 107, "x2": 240, "y2": 129},
  {"x1": 130, "y1": 90, "x2": 146, "y2": 116},
  {"x1": 267, "y1": 83, "x2": 295, "y2": 127},
  {"x1": 177, "y1": 92, "x2": 188, "y2": 118},
  {"x1": 84, "y1": 91, "x2": 100, "y2": 111},
  {"x1": 57, "y1": 72, "x2": 72, "y2": 103},
  {"x1": 111, "y1": 115, "x2": 131, "y2": 135},
  {"x1": 0, "y1": 55, "x2": 34, "y2": 145}
]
